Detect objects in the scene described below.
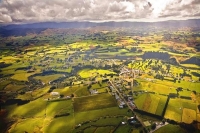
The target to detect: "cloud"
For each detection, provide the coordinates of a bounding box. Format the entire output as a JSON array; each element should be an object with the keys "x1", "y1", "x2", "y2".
[
  {"x1": 0, "y1": 12, "x2": 12, "y2": 22},
  {"x1": 0, "y1": 0, "x2": 199, "y2": 23},
  {"x1": 153, "y1": 0, "x2": 200, "y2": 18}
]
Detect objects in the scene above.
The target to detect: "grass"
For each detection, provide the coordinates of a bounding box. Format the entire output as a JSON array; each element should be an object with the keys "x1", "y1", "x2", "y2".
[
  {"x1": 34, "y1": 74, "x2": 64, "y2": 84},
  {"x1": 6, "y1": 98, "x2": 46, "y2": 119},
  {"x1": 55, "y1": 67, "x2": 72, "y2": 73},
  {"x1": 180, "y1": 64, "x2": 200, "y2": 69},
  {"x1": 1, "y1": 32, "x2": 200, "y2": 132},
  {"x1": 181, "y1": 99, "x2": 197, "y2": 110},
  {"x1": 8, "y1": 98, "x2": 74, "y2": 133},
  {"x1": 53, "y1": 85, "x2": 81, "y2": 96},
  {"x1": 74, "y1": 107, "x2": 131, "y2": 124},
  {"x1": 94, "y1": 117, "x2": 122, "y2": 126},
  {"x1": 142, "y1": 94, "x2": 152, "y2": 112},
  {"x1": 73, "y1": 93, "x2": 117, "y2": 112},
  {"x1": 97, "y1": 88, "x2": 108, "y2": 93},
  {"x1": 83, "y1": 127, "x2": 97, "y2": 133},
  {"x1": 73, "y1": 85, "x2": 90, "y2": 97},
  {"x1": 0, "y1": 56, "x2": 19, "y2": 63},
  {"x1": 135, "y1": 93, "x2": 163, "y2": 115},
  {"x1": 154, "y1": 124, "x2": 188, "y2": 133},
  {"x1": 134, "y1": 93, "x2": 147, "y2": 110},
  {"x1": 78, "y1": 69, "x2": 116, "y2": 78},
  {"x1": 0, "y1": 80, "x2": 11, "y2": 90},
  {"x1": 95, "y1": 126, "x2": 114, "y2": 133},
  {"x1": 44, "y1": 115, "x2": 75, "y2": 133},
  {"x1": 46, "y1": 100, "x2": 73, "y2": 117},
  {"x1": 1, "y1": 62, "x2": 30, "y2": 74},
  {"x1": 74, "y1": 117, "x2": 123, "y2": 132},
  {"x1": 115, "y1": 125, "x2": 132, "y2": 133},
  {"x1": 4, "y1": 84, "x2": 25, "y2": 92},
  {"x1": 148, "y1": 94, "x2": 160, "y2": 114},
  {"x1": 164, "y1": 98, "x2": 183, "y2": 122},
  {"x1": 165, "y1": 98, "x2": 197, "y2": 123},
  {"x1": 11, "y1": 70, "x2": 36, "y2": 81},
  {"x1": 182, "y1": 108, "x2": 196, "y2": 124},
  {"x1": 91, "y1": 83, "x2": 101, "y2": 89},
  {"x1": 16, "y1": 86, "x2": 49, "y2": 100},
  {"x1": 155, "y1": 95, "x2": 168, "y2": 116},
  {"x1": 8, "y1": 118, "x2": 44, "y2": 133}
]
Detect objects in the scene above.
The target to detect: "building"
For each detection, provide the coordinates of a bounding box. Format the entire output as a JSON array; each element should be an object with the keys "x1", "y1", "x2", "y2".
[{"x1": 50, "y1": 92, "x2": 60, "y2": 97}]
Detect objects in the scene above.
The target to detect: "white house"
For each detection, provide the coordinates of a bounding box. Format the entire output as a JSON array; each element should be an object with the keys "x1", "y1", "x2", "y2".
[{"x1": 50, "y1": 92, "x2": 60, "y2": 97}]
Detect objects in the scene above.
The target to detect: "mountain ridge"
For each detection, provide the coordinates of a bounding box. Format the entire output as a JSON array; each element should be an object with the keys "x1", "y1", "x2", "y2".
[{"x1": 1, "y1": 19, "x2": 200, "y2": 29}]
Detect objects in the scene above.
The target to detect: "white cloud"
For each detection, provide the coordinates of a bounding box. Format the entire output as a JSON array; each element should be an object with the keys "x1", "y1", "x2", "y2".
[
  {"x1": 0, "y1": 0, "x2": 199, "y2": 23},
  {"x1": 0, "y1": 12, "x2": 12, "y2": 22}
]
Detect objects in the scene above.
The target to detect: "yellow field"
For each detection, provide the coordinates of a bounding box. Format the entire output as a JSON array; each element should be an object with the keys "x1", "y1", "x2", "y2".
[
  {"x1": 165, "y1": 98, "x2": 197, "y2": 123},
  {"x1": 11, "y1": 71, "x2": 36, "y2": 81},
  {"x1": 0, "y1": 56, "x2": 20, "y2": 63},
  {"x1": 182, "y1": 108, "x2": 196, "y2": 124},
  {"x1": 53, "y1": 85, "x2": 85, "y2": 96},
  {"x1": 148, "y1": 95, "x2": 160, "y2": 114},
  {"x1": 180, "y1": 64, "x2": 200, "y2": 69},
  {"x1": 78, "y1": 69, "x2": 116, "y2": 78},
  {"x1": 164, "y1": 99, "x2": 182, "y2": 122},
  {"x1": 135, "y1": 93, "x2": 161, "y2": 115},
  {"x1": 45, "y1": 49, "x2": 66, "y2": 54},
  {"x1": 69, "y1": 42, "x2": 97, "y2": 50}
]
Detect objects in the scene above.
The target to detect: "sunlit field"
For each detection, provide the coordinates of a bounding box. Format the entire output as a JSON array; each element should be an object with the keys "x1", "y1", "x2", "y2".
[{"x1": 1, "y1": 20, "x2": 200, "y2": 133}]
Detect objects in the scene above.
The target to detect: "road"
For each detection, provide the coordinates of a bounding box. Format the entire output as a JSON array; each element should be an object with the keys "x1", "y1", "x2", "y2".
[{"x1": 109, "y1": 79, "x2": 146, "y2": 128}]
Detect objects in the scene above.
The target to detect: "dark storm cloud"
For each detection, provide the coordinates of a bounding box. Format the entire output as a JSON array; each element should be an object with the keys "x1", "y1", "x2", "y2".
[{"x1": 0, "y1": 0, "x2": 199, "y2": 23}]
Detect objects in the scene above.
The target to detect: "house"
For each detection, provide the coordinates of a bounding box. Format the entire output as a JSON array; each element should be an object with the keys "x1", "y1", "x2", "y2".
[
  {"x1": 90, "y1": 89, "x2": 98, "y2": 95},
  {"x1": 115, "y1": 93, "x2": 120, "y2": 100},
  {"x1": 50, "y1": 92, "x2": 60, "y2": 97},
  {"x1": 119, "y1": 105, "x2": 123, "y2": 108}
]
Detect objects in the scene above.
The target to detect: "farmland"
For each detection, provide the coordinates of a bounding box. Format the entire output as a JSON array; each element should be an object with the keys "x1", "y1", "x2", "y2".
[
  {"x1": 0, "y1": 21, "x2": 200, "y2": 133},
  {"x1": 73, "y1": 93, "x2": 117, "y2": 112}
]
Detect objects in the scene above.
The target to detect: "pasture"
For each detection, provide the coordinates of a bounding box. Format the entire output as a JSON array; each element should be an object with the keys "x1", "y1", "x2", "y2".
[
  {"x1": 134, "y1": 93, "x2": 167, "y2": 116},
  {"x1": 78, "y1": 69, "x2": 116, "y2": 78},
  {"x1": 154, "y1": 124, "x2": 188, "y2": 133},
  {"x1": 73, "y1": 93, "x2": 117, "y2": 112},
  {"x1": 164, "y1": 98, "x2": 197, "y2": 123},
  {"x1": 1, "y1": 27, "x2": 200, "y2": 133},
  {"x1": 74, "y1": 107, "x2": 131, "y2": 124},
  {"x1": 34, "y1": 74, "x2": 64, "y2": 84},
  {"x1": 7, "y1": 97, "x2": 74, "y2": 133},
  {"x1": 182, "y1": 108, "x2": 196, "y2": 124}
]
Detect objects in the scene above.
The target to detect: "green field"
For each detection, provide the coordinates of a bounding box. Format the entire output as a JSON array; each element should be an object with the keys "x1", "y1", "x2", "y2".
[
  {"x1": 154, "y1": 124, "x2": 188, "y2": 133},
  {"x1": 134, "y1": 93, "x2": 167, "y2": 116},
  {"x1": 73, "y1": 93, "x2": 117, "y2": 112},
  {"x1": 74, "y1": 107, "x2": 131, "y2": 124},
  {"x1": 164, "y1": 98, "x2": 197, "y2": 123},
  {"x1": 78, "y1": 69, "x2": 116, "y2": 78},
  {"x1": 8, "y1": 118, "x2": 44, "y2": 133},
  {"x1": 34, "y1": 74, "x2": 64, "y2": 84},
  {"x1": 1, "y1": 25, "x2": 200, "y2": 132}
]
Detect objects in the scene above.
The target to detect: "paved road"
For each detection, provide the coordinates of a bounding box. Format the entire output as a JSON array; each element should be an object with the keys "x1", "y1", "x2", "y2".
[{"x1": 109, "y1": 79, "x2": 146, "y2": 128}]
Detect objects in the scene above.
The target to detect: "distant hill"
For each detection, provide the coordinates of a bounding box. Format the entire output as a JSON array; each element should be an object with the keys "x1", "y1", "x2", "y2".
[
  {"x1": 0, "y1": 19, "x2": 200, "y2": 37},
  {"x1": 181, "y1": 57, "x2": 200, "y2": 66},
  {"x1": 0, "y1": 28, "x2": 46, "y2": 37},
  {"x1": 2, "y1": 19, "x2": 200, "y2": 29}
]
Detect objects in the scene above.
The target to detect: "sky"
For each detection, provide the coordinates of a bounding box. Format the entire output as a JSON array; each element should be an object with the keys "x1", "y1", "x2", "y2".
[{"x1": 0, "y1": 0, "x2": 199, "y2": 23}]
